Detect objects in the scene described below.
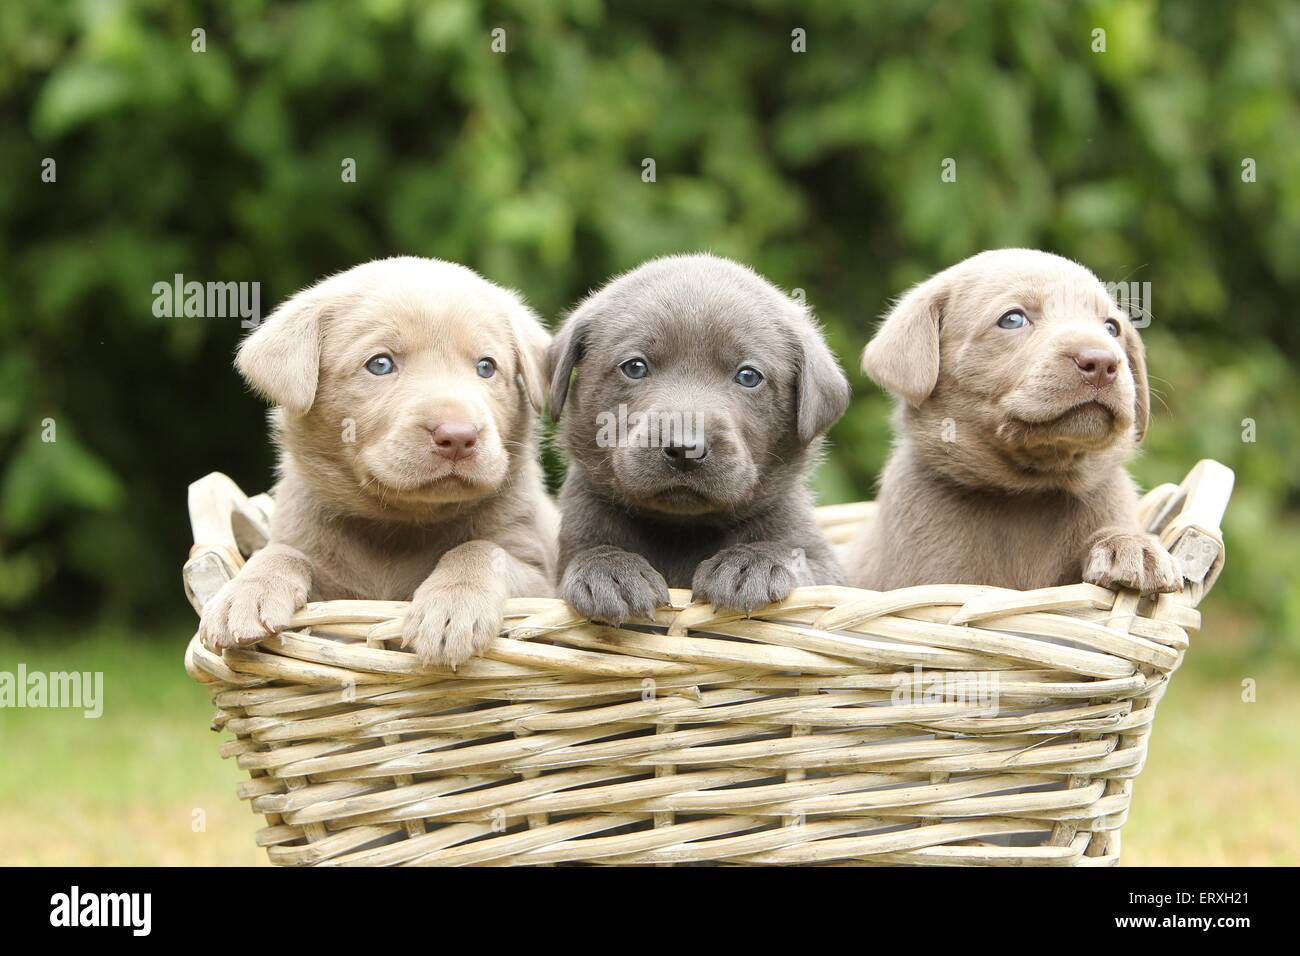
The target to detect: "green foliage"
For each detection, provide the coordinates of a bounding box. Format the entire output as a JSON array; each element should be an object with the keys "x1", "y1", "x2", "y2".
[{"x1": 1, "y1": 1, "x2": 1297, "y2": 654}]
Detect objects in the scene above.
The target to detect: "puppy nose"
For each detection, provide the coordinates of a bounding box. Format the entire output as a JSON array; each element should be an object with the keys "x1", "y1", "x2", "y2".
[
  {"x1": 429, "y1": 422, "x2": 478, "y2": 461},
  {"x1": 662, "y1": 441, "x2": 708, "y2": 471},
  {"x1": 1072, "y1": 348, "x2": 1119, "y2": 387}
]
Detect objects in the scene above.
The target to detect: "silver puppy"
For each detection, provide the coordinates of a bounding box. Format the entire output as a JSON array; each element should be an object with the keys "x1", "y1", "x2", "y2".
[{"x1": 198, "y1": 257, "x2": 557, "y2": 668}]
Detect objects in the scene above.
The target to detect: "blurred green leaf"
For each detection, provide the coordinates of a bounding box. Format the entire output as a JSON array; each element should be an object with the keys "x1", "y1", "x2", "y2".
[
  {"x1": 32, "y1": 61, "x2": 133, "y2": 138},
  {"x1": 1, "y1": 426, "x2": 125, "y2": 535}
]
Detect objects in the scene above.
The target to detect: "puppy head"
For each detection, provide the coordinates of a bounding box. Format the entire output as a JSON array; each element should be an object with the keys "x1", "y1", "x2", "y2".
[
  {"x1": 237, "y1": 257, "x2": 549, "y2": 520},
  {"x1": 548, "y1": 254, "x2": 849, "y2": 518},
  {"x1": 861, "y1": 249, "x2": 1150, "y2": 494}
]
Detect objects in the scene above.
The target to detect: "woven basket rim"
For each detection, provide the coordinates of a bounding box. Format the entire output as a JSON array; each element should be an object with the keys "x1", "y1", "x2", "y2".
[{"x1": 183, "y1": 459, "x2": 1231, "y2": 626}]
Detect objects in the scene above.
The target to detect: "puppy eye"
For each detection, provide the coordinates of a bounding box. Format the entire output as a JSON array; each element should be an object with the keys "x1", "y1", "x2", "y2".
[
  {"x1": 476, "y1": 358, "x2": 497, "y2": 379},
  {"x1": 1104, "y1": 318, "x2": 1122, "y2": 337},
  {"x1": 620, "y1": 358, "x2": 649, "y2": 380},
  {"x1": 996, "y1": 310, "x2": 1028, "y2": 330},
  {"x1": 365, "y1": 354, "x2": 395, "y2": 376},
  {"x1": 735, "y1": 367, "x2": 763, "y2": 388}
]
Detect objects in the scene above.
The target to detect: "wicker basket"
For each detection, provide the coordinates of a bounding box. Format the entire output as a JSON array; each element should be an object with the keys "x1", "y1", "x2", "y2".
[{"x1": 183, "y1": 459, "x2": 1233, "y2": 866}]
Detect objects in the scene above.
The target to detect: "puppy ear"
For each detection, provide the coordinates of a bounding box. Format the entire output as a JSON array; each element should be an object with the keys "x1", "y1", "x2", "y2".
[
  {"x1": 547, "y1": 314, "x2": 589, "y2": 422},
  {"x1": 860, "y1": 276, "x2": 946, "y2": 407},
  {"x1": 1125, "y1": 329, "x2": 1151, "y2": 442},
  {"x1": 235, "y1": 284, "x2": 330, "y2": 416},
  {"x1": 794, "y1": 317, "x2": 851, "y2": 444},
  {"x1": 502, "y1": 293, "x2": 551, "y2": 415}
]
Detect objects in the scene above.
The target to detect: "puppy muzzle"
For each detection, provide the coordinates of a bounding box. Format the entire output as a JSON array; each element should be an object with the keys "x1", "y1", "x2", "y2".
[{"x1": 606, "y1": 410, "x2": 756, "y2": 513}]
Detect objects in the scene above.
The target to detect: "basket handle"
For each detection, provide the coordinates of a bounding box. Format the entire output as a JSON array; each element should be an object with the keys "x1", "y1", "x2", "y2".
[
  {"x1": 1160, "y1": 459, "x2": 1235, "y2": 591},
  {"x1": 182, "y1": 472, "x2": 271, "y2": 614}
]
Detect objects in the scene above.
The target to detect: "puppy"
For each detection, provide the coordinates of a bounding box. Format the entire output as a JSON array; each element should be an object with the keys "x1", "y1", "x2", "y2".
[
  {"x1": 549, "y1": 253, "x2": 851, "y2": 622},
  {"x1": 198, "y1": 257, "x2": 557, "y2": 667},
  {"x1": 849, "y1": 248, "x2": 1180, "y2": 596}
]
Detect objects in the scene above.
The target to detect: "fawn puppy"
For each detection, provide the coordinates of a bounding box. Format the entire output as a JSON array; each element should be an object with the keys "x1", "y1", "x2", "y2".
[{"x1": 849, "y1": 249, "x2": 1180, "y2": 595}]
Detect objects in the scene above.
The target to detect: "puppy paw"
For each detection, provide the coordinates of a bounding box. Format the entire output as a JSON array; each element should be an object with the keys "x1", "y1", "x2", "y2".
[
  {"x1": 1083, "y1": 529, "x2": 1183, "y2": 596},
  {"x1": 692, "y1": 542, "x2": 806, "y2": 612},
  {"x1": 562, "y1": 546, "x2": 670, "y2": 625},
  {"x1": 403, "y1": 578, "x2": 504, "y2": 669},
  {"x1": 199, "y1": 573, "x2": 308, "y2": 651}
]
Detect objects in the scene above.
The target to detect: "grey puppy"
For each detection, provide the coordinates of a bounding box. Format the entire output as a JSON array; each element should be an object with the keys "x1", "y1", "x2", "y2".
[
  {"x1": 849, "y1": 248, "x2": 1181, "y2": 595},
  {"x1": 548, "y1": 254, "x2": 851, "y2": 622}
]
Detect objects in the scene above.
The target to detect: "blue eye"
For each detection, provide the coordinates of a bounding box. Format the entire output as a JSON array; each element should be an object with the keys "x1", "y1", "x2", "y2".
[
  {"x1": 620, "y1": 358, "x2": 649, "y2": 380},
  {"x1": 1104, "y1": 318, "x2": 1121, "y2": 337},
  {"x1": 365, "y1": 354, "x2": 395, "y2": 375},
  {"x1": 476, "y1": 358, "x2": 497, "y2": 378},
  {"x1": 735, "y1": 366, "x2": 763, "y2": 388},
  {"x1": 996, "y1": 310, "x2": 1028, "y2": 330}
]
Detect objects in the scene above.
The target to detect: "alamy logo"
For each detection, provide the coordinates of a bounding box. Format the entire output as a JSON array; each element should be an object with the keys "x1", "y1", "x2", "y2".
[
  {"x1": 890, "y1": 665, "x2": 1000, "y2": 715},
  {"x1": 1104, "y1": 280, "x2": 1152, "y2": 328},
  {"x1": 595, "y1": 404, "x2": 705, "y2": 456},
  {"x1": 50, "y1": 886, "x2": 151, "y2": 936},
  {"x1": 152, "y1": 273, "x2": 262, "y2": 328},
  {"x1": 0, "y1": 664, "x2": 102, "y2": 718}
]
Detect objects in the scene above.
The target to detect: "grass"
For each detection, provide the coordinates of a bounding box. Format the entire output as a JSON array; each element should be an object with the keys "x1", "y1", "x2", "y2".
[
  {"x1": 0, "y1": 631, "x2": 264, "y2": 866},
  {"x1": 1123, "y1": 658, "x2": 1300, "y2": 865},
  {"x1": 1, "y1": 632, "x2": 1296, "y2": 866}
]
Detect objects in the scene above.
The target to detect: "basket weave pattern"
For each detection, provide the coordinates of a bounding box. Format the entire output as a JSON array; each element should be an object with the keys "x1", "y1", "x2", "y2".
[{"x1": 183, "y1": 460, "x2": 1232, "y2": 866}]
